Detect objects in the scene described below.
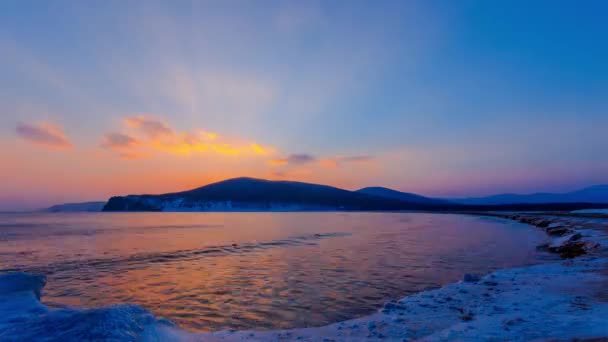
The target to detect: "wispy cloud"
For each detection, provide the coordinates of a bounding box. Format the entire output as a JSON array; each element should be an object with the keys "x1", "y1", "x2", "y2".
[
  {"x1": 101, "y1": 133, "x2": 139, "y2": 149},
  {"x1": 123, "y1": 116, "x2": 173, "y2": 139},
  {"x1": 100, "y1": 132, "x2": 145, "y2": 159},
  {"x1": 102, "y1": 115, "x2": 275, "y2": 159},
  {"x1": 16, "y1": 122, "x2": 72, "y2": 149},
  {"x1": 270, "y1": 153, "x2": 317, "y2": 166},
  {"x1": 271, "y1": 153, "x2": 374, "y2": 168},
  {"x1": 341, "y1": 155, "x2": 374, "y2": 163},
  {"x1": 320, "y1": 155, "x2": 375, "y2": 168}
]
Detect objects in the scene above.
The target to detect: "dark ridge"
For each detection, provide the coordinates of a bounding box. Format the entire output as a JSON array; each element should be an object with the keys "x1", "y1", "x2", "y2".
[
  {"x1": 356, "y1": 186, "x2": 449, "y2": 205},
  {"x1": 103, "y1": 177, "x2": 439, "y2": 211},
  {"x1": 102, "y1": 177, "x2": 608, "y2": 212},
  {"x1": 451, "y1": 184, "x2": 608, "y2": 205}
]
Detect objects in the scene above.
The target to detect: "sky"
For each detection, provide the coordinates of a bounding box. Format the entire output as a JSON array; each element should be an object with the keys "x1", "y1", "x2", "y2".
[{"x1": 1, "y1": 0, "x2": 607, "y2": 210}]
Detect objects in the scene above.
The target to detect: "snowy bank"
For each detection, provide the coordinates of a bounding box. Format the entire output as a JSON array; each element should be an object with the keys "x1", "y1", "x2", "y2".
[
  {"x1": 1, "y1": 214, "x2": 607, "y2": 341},
  {"x1": 571, "y1": 209, "x2": 608, "y2": 215}
]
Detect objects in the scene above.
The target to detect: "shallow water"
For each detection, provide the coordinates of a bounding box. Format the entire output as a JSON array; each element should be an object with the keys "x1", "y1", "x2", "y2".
[{"x1": 0, "y1": 212, "x2": 551, "y2": 332}]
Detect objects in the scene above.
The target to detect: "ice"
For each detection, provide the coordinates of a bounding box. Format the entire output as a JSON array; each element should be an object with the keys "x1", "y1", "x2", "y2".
[
  {"x1": 0, "y1": 273, "x2": 166, "y2": 341},
  {"x1": 571, "y1": 209, "x2": 608, "y2": 215},
  {"x1": 3, "y1": 257, "x2": 608, "y2": 341}
]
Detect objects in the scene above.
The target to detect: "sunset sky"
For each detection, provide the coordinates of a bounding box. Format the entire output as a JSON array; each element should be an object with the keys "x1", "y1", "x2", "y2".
[{"x1": 1, "y1": 0, "x2": 607, "y2": 210}]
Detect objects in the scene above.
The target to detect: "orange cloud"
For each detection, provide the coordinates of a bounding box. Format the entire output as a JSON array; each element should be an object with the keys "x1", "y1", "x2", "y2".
[
  {"x1": 319, "y1": 158, "x2": 339, "y2": 168},
  {"x1": 250, "y1": 143, "x2": 272, "y2": 155},
  {"x1": 269, "y1": 159, "x2": 289, "y2": 166},
  {"x1": 103, "y1": 115, "x2": 275, "y2": 160},
  {"x1": 16, "y1": 122, "x2": 72, "y2": 149}
]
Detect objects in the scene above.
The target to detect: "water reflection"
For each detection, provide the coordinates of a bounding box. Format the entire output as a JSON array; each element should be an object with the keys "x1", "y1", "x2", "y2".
[{"x1": 0, "y1": 212, "x2": 552, "y2": 331}]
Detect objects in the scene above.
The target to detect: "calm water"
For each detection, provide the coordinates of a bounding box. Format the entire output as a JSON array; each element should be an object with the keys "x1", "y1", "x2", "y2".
[{"x1": 0, "y1": 212, "x2": 551, "y2": 332}]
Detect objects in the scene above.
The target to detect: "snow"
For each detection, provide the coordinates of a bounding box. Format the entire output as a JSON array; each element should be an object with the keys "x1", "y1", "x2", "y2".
[
  {"x1": 1, "y1": 214, "x2": 607, "y2": 341},
  {"x1": 152, "y1": 258, "x2": 608, "y2": 341},
  {"x1": 129, "y1": 196, "x2": 336, "y2": 212},
  {"x1": 571, "y1": 209, "x2": 608, "y2": 215},
  {"x1": 547, "y1": 232, "x2": 581, "y2": 248}
]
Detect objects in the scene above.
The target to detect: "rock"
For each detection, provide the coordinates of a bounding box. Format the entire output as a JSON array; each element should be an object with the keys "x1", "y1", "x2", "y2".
[
  {"x1": 539, "y1": 233, "x2": 587, "y2": 257},
  {"x1": 463, "y1": 274, "x2": 481, "y2": 282},
  {"x1": 545, "y1": 226, "x2": 573, "y2": 236},
  {"x1": 552, "y1": 241, "x2": 600, "y2": 259},
  {"x1": 549, "y1": 233, "x2": 583, "y2": 248},
  {"x1": 519, "y1": 217, "x2": 535, "y2": 224},
  {"x1": 535, "y1": 220, "x2": 553, "y2": 228}
]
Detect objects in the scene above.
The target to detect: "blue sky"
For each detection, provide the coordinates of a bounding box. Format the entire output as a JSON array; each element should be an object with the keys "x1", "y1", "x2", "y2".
[{"x1": 1, "y1": 0, "x2": 607, "y2": 210}]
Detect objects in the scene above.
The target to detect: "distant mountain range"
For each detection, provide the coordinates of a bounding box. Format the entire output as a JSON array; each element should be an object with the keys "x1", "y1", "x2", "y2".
[
  {"x1": 44, "y1": 201, "x2": 106, "y2": 212},
  {"x1": 101, "y1": 178, "x2": 608, "y2": 212},
  {"x1": 355, "y1": 187, "x2": 449, "y2": 205},
  {"x1": 449, "y1": 185, "x2": 608, "y2": 205},
  {"x1": 44, "y1": 178, "x2": 608, "y2": 212}
]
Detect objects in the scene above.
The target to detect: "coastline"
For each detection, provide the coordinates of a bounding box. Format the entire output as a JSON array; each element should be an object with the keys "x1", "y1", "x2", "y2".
[{"x1": 1, "y1": 213, "x2": 607, "y2": 341}]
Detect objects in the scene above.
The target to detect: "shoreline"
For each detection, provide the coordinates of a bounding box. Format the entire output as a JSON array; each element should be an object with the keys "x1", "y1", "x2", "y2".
[
  {"x1": 154, "y1": 213, "x2": 608, "y2": 341},
  {"x1": 1, "y1": 213, "x2": 607, "y2": 341}
]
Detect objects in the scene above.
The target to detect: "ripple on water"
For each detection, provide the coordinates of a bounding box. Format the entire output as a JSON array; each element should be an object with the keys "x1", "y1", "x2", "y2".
[{"x1": 0, "y1": 212, "x2": 551, "y2": 332}]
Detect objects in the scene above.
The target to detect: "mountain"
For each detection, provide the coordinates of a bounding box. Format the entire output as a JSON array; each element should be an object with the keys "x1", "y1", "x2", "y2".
[
  {"x1": 356, "y1": 187, "x2": 449, "y2": 205},
  {"x1": 451, "y1": 185, "x2": 608, "y2": 205},
  {"x1": 103, "y1": 177, "x2": 446, "y2": 212},
  {"x1": 102, "y1": 178, "x2": 608, "y2": 212},
  {"x1": 45, "y1": 201, "x2": 106, "y2": 212}
]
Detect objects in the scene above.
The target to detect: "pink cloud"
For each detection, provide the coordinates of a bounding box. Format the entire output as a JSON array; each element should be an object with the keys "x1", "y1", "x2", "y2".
[
  {"x1": 16, "y1": 122, "x2": 72, "y2": 149},
  {"x1": 123, "y1": 115, "x2": 173, "y2": 138},
  {"x1": 101, "y1": 133, "x2": 139, "y2": 149}
]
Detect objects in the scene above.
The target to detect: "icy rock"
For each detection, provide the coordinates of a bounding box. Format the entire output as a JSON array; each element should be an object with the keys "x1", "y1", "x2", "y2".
[
  {"x1": 548, "y1": 233, "x2": 583, "y2": 248},
  {"x1": 535, "y1": 220, "x2": 552, "y2": 228},
  {"x1": 551, "y1": 241, "x2": 599, "y2": 259},
  {"x1": 545, "y1": 226, "x2": 573, "y2": 236}
]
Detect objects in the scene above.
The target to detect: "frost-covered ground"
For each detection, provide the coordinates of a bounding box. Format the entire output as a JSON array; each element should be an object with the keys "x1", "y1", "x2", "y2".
[
  {"x1": 1, "y1": 213, "x2": 607, "y2": 341},
  {"x1": 571, "y1": 209, "x2": 608, "y2": 215}
]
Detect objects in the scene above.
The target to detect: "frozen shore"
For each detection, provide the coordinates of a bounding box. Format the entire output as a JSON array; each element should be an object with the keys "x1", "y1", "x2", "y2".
[{"x1": 1, "y1": 213, "x2": 607, "y2": 341}]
